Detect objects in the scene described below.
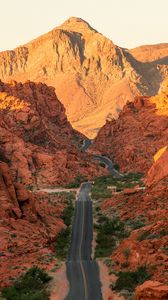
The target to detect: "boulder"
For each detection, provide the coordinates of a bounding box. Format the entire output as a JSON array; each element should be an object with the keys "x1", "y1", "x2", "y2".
[{"x1": 134, "y1": 281, "x2": 168, "y2": 300}]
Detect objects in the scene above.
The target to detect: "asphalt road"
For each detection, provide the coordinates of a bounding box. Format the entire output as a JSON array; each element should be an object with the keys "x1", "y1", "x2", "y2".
[
  {"x1": 94, "y1": 154, "x2": 123, "y2": 178},
  {"x1": 65, "y1": 183, "x2": 102, "y2": 300},
  {"x1": 81, "y1": 139, "x2": 92, "y2": 151},
  {"x1": 81, "y1": 138, "x2": 123, "y2": 179}
]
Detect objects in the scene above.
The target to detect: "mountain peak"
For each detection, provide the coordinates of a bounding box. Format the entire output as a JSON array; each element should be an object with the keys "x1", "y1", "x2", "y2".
[{"x1": 60, "y1": 17, "x2": 97, "y2": 33}]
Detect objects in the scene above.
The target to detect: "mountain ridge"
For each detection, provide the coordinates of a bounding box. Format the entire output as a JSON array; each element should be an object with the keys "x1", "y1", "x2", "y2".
[{"x1": 0, "y1": 17, "x2": 168, "y2": 137}]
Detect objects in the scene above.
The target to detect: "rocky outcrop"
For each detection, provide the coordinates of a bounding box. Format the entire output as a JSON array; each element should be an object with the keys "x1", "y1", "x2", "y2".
[
  {"x1": 101, "y1": 147, "x2": 168, "y2": 290},
  {"x1": 92, "y1": 78, "x2": 168, "y2": 173},
  {"x1": 0, "y1": 80, "x2": 103, "y2": 186},
  {"x1": 134, "y1": 281, "x2": 168, "y2": 300},
  {"x1": 145, "y1": 146, "x2": 168, "y2": 187},
  {"x1": 0, "y1": 17, "x2": 167, "y2": 137},
  {"x1": 0, "y1": 162, "x2": 65, "y2": 287}
]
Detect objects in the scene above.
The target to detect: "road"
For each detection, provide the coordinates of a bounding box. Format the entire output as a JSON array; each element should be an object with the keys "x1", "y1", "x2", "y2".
[
  {"x1": 94, "y1": 154, "x2": 123, "y2": 179},
  {"x1": 81, "y1": 139, "x2": 92, "y2": 151},
  {"x1": 81, "y1": 138, "x2": 123, "y2": 179},
  {"x1": 65, "y1": 183, "x2": 102, "y2": 300},
  {"x1": 65, "y1": 140, "x2": 123, "y2": 299}
]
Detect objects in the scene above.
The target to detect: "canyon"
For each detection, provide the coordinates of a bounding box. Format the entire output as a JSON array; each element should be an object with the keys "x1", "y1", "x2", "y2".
[
  {"x1": 0, "y1": 79, "x2": 104, "y2": 290},
  {"x1": 0, "y1": 80, "x2": 103, "y2": 186},
  {"x1": 0, "y1": 16, "x2": 168, "y2": 300}
]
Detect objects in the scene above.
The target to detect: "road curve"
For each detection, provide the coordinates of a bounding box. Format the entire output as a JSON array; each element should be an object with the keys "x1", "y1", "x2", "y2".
[
  {"x1": 81, "y1": 139, "x2": 92, "y2": 152},
  {"x1": 81, "y1": 138, "x2": 123, "y2": 178},
  {"x1": 94, "y1": 154, "x2": 123, "y2": 178},
  {"x1": 65, "y1": 183, "x2": 102, "y2": 300}
]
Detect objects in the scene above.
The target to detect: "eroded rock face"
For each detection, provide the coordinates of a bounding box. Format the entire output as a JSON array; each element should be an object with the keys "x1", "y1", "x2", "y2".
[
  {"x1": 101, "y1": 147, "x2": 168, "y2": 289},
  {"x1": 92, "y1": 79, "x2": 168, "y2": 173},
  {"x1": 0, "y1": 162, "x2": 65, "y2": 287},
  {"x1": 0, "y1": 80, "x2": 103, "y2": 186},
  {"x1": 0, "y1": 17, "x2": 167, "y2": 137},
  {"x1": 145, "y1": 147, "x2": 168, "y2": 187},
  {"x1": 134, "y1": 281, "x2": 168, "y2": 300}
]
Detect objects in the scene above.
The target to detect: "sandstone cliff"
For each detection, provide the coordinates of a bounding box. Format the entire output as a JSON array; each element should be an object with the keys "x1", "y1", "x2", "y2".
[
  {"x1": 101, "y1": 147, "x2": 168, "y2": 298},
  {"x1": 92, "y1": 78, "x2": 168, "y2": 173},
  {"x1": 0, "y1": 80, "x2": 102, "y2": 187},
  {"x1": 0, "y1": 79, "x2": 105, "y2": 287},
  {"x1": 0, "y1": 161, "x2": 65, "y2": 287},
  {"x1": 0, "y1": 17, "x2": 167, "y2": 137}
]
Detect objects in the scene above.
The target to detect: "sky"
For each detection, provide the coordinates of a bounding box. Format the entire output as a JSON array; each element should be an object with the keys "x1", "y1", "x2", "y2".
[{"x1": 0, "y1": 0, "x2": 167, "y2": 51}]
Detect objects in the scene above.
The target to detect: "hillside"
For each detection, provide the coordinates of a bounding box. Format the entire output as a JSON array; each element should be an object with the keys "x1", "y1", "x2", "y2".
[
  {"x1": 92, "y1": 78, "x2": 168, "y2": 173},
  {"x1": 0, "y1": 161, "x2": 65, "y2": 287},
  {"x1": 100, "y1": 147, "x2": 168, "y2": 299},
  {"x1": 0, "y1": 79, "x2": 105, "y2": 287},
  {"x1": 130, "y1": 43, "x2": 168, "y2": 63},
  {"x1": 0, "y1": 17, "x2": 167, "y2": 137},
  {"x1": 0, "y1": 80, "x2": 102, "y2": 186}
]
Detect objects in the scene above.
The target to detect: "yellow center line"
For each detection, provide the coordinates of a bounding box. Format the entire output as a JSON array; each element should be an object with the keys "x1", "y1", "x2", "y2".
[{"x1": 79, "y1": 198, "x2": 88, "y2": 300}]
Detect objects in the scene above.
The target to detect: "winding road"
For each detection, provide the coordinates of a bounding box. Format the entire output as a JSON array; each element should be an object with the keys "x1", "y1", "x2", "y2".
[
  {"x1": 81, "y1": 139, "x2": 92, "y2": 152},
  {"x1": 65, "y1": 139, "x2": 122, "y2": 299},
  {"x1": 65, "y1": 183, "x2": 102, "y2": 300},
  {"x1": 94, "y1": 155, "x2": 123, "y2": 179}
]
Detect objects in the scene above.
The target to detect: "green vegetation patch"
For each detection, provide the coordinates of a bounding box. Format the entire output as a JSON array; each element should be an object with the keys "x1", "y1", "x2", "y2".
[
  {"x1": 114, "y1": 265, "x2": 151, "y2": 292},
  {"x1": 92, "y1": 173, "x2": 144, "y2": 200},
  {"x1": 125, "y1": 218, "x2": 146, "y2": 230},
  {"x1": 55, "y1": 227, "x2": 71, "y2": 260},
  {"x1": 95, "y1": 215, "x2": 129, "y2": 258},
  {"x1": 137, "y1": 229, "x2": 168, "y2": 241},
  {"x1": 1, "y1": 267, "x2": 51, "y2": 300},
  {"x1": 55, "y1": 192, "x2": 75, "y2": 260}
]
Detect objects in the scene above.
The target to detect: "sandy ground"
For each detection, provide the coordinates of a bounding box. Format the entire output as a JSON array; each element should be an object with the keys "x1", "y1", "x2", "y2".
[
  {"x1": 98, "y1": 260, "x2": 114, "y2": 300},
  {"x1": 37, "y1": 187, "x2": 79, "y2": 193},
  {"x1": 49, "y1": 263, "x2": 69, "y2": 300},
  {"x1": 98, "y1": 260, "x2": 124, "y2": 300}
]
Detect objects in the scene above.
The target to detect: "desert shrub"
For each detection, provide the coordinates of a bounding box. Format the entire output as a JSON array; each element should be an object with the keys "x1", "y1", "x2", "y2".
[
  {"x1": 123, "y1": 248, "x2": 131, "y2": 259},
  {"x1": 121, "y1": 261, "x2": 130, "y2": 268},
  {"x1": 92, "y1": 173, "x2": 144, "y2": 200},
  {"x1": 95, "y1": 216, "x2": 129, "y2": 258},
  {"x1": 26, "y1": 185, "x2": 34, "y2": 191},
  {"x1": 55, "y1": 194, "x2": 74, "y2": 259},
  {"x1": 2, "y1": 267, "x2": 51, "y2": 300},
  {"x1": 113, "y1": 163, "x2": 120, "y2": 170},
  {"x1": 137, "y1": 229, "x2": 167, "y2": 241},
  {"x1": 126, "y1": 218, "x2": 146, "y2": 230},
  {"x1": 62, "y1": 198, "x2": 74, "y2": 227},
  {"x1": 99, "y1": 162, "x2": 106, "y2": 168},
  {"x1": 55, "y1": 227, "x2": 71, "y2": 259},
  {"x1": 92, "y1": 185, "x2": 112, "y2": 199},
  {"x1": 114, "y1": 265, "x2": 151, "y2": 292}
]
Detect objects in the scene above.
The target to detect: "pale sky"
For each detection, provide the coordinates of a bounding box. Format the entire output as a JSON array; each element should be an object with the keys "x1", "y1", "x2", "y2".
[{"x1": 0, "y1": 0, "x2": 167, "y2": 51}]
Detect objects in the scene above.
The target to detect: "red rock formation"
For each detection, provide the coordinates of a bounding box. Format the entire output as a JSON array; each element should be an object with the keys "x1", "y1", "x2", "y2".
[
  {"x1": 145, "y1": 147, "x2": 168, "y2": 187},
  {"x1": 101, "y1": 146, "x2": 168, "y2": 289},
  {"x1": 0, "y1": 17, "x2": 167, "y2": 137},
  {"x1": 0, "y1": 79, "x2": 106, "y2": 287},
  {"x1": 134, "y1": 281, "x2": 168, "y2": 300},
  {"x1": 92, "y1": 79, "x2": 168, "y2": 173},
  {"x1": 0, "y1": 162, "x2": 65, "y2": 287},
  {"x1": 0, "y1": 80, "x2": 103, "y2": 186}
]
